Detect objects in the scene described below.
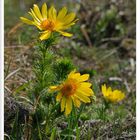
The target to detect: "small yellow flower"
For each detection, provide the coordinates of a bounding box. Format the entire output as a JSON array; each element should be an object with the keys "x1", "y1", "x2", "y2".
[
  {"x1": 50, "y1": 70, "x2": 94, "y2": 116},
  {"x1": 20, "y1": 3, "x2": 78, "y2": 40},
  {"x1": 101, "y1": 84, "x2": 125, "y2": 103}
]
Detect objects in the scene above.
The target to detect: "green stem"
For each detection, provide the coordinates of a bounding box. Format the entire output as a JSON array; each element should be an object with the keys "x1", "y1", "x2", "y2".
[
  {"x1": 102, "y1": 100, "x2": 110, "y2": 121},
  {"x1": 32, "y1": 38, "x2": 56, "y2": 137},
  {"x1": 68, "y1": 116, "x2": 71, "y2": 140},
  {"x1": 67, "y1": 105, "x2": 84, "y2": 140},
  {"x1": 35, "y1": 114, "x2": 42, "y2": 140}
]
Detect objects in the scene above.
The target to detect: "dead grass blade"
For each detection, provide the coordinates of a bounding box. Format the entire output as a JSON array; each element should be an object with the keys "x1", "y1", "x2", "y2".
[{"x1": 4, "y1": 68, "x2": 20, "y2": 81}]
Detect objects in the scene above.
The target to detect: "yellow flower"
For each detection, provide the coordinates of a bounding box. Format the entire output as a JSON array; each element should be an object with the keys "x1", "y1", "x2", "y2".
[
  {"x1": 50, "y1": 70, "x2": 94, "y2": 116},
  {"x1": 101, "y1": 84, "x2": 125, "y2": 103},
  {"x1": 20, "y1": 3, "x2": 78, "y2": 40}
]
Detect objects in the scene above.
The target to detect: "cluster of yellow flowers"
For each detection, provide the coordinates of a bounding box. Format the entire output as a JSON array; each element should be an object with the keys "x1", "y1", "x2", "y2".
[{"x1": 20, "y1": 3, "x2": 125, "y2": 116}]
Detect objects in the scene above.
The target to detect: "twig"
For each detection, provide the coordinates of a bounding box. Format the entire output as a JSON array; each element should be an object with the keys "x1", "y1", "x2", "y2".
[
  {"x1": 8, "y1": 23, "x2": 23, "y2": 37},
  {"x1": 101, "y1": 37, "x2": 123, "y2": 43},
  {"x1": 80, "y1": 25, "x2": 93, "y2": 47}
]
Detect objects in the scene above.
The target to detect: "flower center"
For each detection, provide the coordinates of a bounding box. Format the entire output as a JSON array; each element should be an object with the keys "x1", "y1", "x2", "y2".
[
  {"x1": 41, "y1": 19, "x2": 55, "y2": 31},
  {"x1": 61, "y1": 81, "x2": 77, "y2": 97}
]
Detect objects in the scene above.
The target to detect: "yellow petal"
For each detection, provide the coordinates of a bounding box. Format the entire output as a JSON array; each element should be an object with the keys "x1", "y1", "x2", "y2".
[
  {"x1": 26, "y1": 13, "x2": 42, "y2": 30},
  {"x1": 39, "y1": 31, "x2": 51, "y2": 40},
  {"x1": 33, "y1": 22, "x2": 42, "y2": 30},
  {"x1": 20, "y1": 17, "x2": 34, "y2": 25},
  {"x1": 57, "y1": 7, "x2": 67, "y2": 21},
  {"x1": 80, "y1": 82, "x2": 92, "y2": 88},
  {"x1": 22, "y1": 18, "x2": 41, "y2": 30},
  {"x1": 49, "y1": 86, "x2": 58, "y2": 91},
  {"x1": 30, "y1": 17, "x2": 40, "y2": 26},
  {"x1": 41, "y1": 3, "x2": 47, "y2": 19},
  {"x1": 60, "y1": 18, "x2": 78, "y2": 30},
  {"x1": 108, "y1": 87, "x2": 112, "y2": 92},
  {"x1": 57, "y1": 30, "x2": 73, "y2": 37},
  {"x1": 61, "y1": 22, "x2": 76, "y2": 30},
  {"x1": 65, "y1": 97, "x2": 72, "y2": 116},
  {"x1": 75, "y1": 91, "x2": 91, "y2": 103},
  {"x1": 106, "y1": 88, "x2": 112, "y2": 97},
  {"x1": 113, "y1": 90, "x2": 125, "y2": 102},
  {"x1": 33, "y1": 4, "x2": 43, "y2": 20},
  {"x1": 63, "y1": 13, "x2": 76, "y2": 25},
  {"x1": 71, "y1": 96, "x2": 81, "y2": 108},
  {"x1": 119, "y1": 94, "x2": 125, "y2": 101},
  {"x1": 56, "y1": 92, "x2": 63, "y2": 102},
  {"x1": 68, "y1": 70, "x2": 79, "y2": 79},
  {"x1": 77, "y1": 74, "x2": 89, "y2": 82},
  {"x1": 101, "y1": 84, "x2": 107, "y2": 96},
  {"x1": 102, "y1": 84, "x2": 106, "y2": 93},
  {"x1": 61, "y1": 97, "x2": 66, "y2": 112},
  {"x1": 48, "y1": 6, "x2": 57, "y2": 20},
  {"x1": 30, "y1": 9, "x2": 41, "y2": 23},
  {"x1": 78, "y1": 87, "x2": 93, "y2": 96}
]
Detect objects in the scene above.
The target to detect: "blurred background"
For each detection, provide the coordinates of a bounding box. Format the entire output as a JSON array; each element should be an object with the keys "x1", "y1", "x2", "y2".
[{"x1": 4, "y1": 0, "x2": 136, "y2": 139}]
